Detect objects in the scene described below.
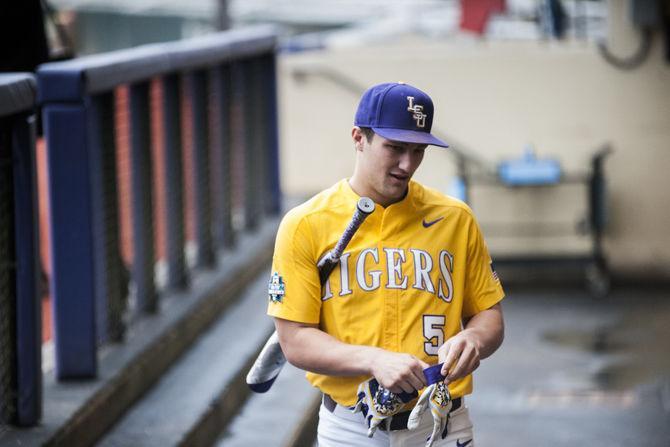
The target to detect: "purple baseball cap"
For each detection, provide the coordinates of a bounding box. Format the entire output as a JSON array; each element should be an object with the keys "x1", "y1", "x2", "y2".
[{"x1": 354, "y1": 82, "x2": 449, "y2": 148}]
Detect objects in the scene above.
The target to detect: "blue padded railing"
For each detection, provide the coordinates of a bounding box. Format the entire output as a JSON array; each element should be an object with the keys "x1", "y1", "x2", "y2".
[
  {"x1": 37, "y1": 26, "x2": 280, "y2": 381},
  {"x1": 0, "y1": 73, "x2": 42, "y2": 427}
]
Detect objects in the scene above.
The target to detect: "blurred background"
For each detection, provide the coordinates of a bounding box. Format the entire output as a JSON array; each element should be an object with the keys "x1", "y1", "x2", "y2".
[
  {"x1": 35, "y1": 0, "x2": 670, "y2": 281},
  {"x1": 1, "y1": 0, "x2": 669, "y2": 446}
]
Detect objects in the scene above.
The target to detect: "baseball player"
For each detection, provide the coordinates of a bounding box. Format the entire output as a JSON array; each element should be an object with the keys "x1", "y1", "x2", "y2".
[{"x1": 267, "y1": 82, "x2": 505, "y2": 446}]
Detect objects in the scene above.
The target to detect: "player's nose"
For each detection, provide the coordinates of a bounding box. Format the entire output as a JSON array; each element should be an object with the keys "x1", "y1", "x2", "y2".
[{"x1": 397, "y1": 150, "x2": 415, "y2": 172}]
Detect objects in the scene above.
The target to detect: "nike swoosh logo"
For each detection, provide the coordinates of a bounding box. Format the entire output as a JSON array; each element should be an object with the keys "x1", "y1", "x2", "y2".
[
  {"x1": 456, "y1": 439, "x2": 473, "y2": 447},
  {"x1": 422, "y1": 217, "x2": 444, "y2": 228}
]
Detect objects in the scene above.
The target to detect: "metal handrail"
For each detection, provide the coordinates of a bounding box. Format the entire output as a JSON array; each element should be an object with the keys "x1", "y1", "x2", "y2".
[
  {"x1": 0, "y1": 73, "x2": 41, "y2": 427},
  {"x1": 37, "y1": 26, "x2": 281, "y2": 382},
  {"x1": 0, "y1": 74, "x2": 37, "y2": 116},
  {"x1": 38, "y1": 25, "x2": 278, "y2": 100}
]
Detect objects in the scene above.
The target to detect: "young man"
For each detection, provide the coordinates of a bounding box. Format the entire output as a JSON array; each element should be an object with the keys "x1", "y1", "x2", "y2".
[{"x1": 268, "y1": 82, "x2": 504, "y2": 446}]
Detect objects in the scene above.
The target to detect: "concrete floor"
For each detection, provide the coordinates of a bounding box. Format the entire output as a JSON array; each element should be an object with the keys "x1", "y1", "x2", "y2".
[
  {"x1": 211, "y1": 282, "x2": 670, "y2": 447},
  {"x1": 469, "y1": 285, "x2": 670, "y2": 447}
]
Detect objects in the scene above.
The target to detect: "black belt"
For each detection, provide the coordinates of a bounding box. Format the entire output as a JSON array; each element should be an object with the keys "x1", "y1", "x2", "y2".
[{"x1": 323, "y1": 393, "x2": 462, "y2": 431}]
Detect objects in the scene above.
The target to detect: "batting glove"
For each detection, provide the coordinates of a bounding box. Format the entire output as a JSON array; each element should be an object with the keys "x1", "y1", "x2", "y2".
[
  {"x1": 407, "y1": 381, "x2": 453, "y2": 447},
  {"x1": 352, "y1": 377, "x2": 416, "y2": 437}
]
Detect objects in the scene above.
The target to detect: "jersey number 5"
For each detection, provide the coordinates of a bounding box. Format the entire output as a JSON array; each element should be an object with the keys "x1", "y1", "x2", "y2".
[{"x1": 423, "y1": 315, "x2": 445, "y2": 356}]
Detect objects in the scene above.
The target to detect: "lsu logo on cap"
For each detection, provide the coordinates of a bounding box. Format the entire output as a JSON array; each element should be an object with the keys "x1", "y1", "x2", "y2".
[
  {"x1": 268, "y1": 272, "x2": 285, "y2": 303},
  {"x1": 406, "y1": 96, "x2": 427, "y2": 128}
]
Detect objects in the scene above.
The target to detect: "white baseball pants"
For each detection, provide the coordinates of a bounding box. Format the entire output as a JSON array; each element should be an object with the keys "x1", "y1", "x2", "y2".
[{"x1": 317, "y1": 398, "x2": 475, "y2": 447}]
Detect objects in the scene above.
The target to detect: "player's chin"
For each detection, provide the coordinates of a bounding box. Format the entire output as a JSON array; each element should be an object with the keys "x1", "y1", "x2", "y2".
[{"x1": 381, "y1": 186, "x2": 407, "y2": 204}]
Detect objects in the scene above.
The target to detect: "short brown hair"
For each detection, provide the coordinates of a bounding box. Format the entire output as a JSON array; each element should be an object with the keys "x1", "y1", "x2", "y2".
[{"x1": 359, "y1": 127, "x2": 375, "y2": 143}]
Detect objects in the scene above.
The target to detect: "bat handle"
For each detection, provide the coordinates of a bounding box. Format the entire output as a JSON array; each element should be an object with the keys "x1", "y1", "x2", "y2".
[{"x1": 329, "y1": 197, "x2": 375, "y2": 261}]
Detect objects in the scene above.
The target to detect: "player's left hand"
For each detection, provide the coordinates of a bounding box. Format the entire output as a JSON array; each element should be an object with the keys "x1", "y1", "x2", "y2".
[
  {"x1": 437, "y1": 329, "x2": 481, "y2": 383},
  {"x1": 407, "y1": 381, "x2": 452, "y2": 447},
  {"x1": 352, "y1": 377, "x2": 416, "y2": 437}
]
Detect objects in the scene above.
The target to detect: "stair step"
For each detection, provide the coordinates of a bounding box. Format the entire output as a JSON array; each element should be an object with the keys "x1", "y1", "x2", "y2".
[
  {"x1": 98, "y1": 271, "x2": 274, "y2": 446},
  {"x1": 0, "y1": 221, "x2": 279, "y2": 447},
  {"x1": 216, "y1": 363, "x2": 320, "y2": 447}
]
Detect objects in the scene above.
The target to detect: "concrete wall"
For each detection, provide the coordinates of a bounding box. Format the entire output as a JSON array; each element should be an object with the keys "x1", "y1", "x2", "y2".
[{"x1": 276, "y1": 0, "x2": 670, "y2": 279}]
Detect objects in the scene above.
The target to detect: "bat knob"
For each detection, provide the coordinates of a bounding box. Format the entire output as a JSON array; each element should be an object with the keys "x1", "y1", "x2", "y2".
[{"x1": 357, "y1": 197, "x2": 375, "y2": 215}]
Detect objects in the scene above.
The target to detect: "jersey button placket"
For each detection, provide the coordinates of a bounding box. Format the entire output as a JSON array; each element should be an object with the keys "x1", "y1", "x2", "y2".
[{"x1": 380, "y1": 207, "x2": 400, "y2": 353}]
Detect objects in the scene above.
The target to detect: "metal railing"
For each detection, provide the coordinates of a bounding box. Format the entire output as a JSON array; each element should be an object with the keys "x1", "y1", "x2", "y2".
[
  {"x1": 0, "y1": 74, "x2": 42, "y2": 427},
  {"x1": 37, "y1": 26, "x2": 280, "y2": 382}
]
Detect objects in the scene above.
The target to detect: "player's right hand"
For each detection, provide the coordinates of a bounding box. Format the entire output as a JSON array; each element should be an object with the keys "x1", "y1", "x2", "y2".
[{"x1": 369, "y1": 349, "x2": 429, "y2": 395}]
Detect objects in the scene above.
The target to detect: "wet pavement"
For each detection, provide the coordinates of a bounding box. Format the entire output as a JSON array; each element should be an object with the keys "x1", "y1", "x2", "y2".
[{"x1": 468, "y1": 285, "x2": 670, "y2": 447}]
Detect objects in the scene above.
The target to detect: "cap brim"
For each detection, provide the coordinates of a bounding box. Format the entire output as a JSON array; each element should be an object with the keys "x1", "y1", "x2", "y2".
[{"x1": 373, "y1": 127, "x2": 449, "y2": 148}]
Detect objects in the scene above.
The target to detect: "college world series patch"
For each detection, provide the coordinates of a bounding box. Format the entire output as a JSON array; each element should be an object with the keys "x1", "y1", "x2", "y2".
[{"x1": 268, "y1": 272, "x2": 285, "y2": 303}]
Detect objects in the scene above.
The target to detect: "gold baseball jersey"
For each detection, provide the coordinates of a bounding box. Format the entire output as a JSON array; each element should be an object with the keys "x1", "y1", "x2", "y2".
[{"x1": 267, "y1": 179, "x2": 504, "y2": 407}]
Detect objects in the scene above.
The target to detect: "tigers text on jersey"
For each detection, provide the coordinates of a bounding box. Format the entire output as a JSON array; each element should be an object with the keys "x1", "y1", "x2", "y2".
[{"x1": 267, "y1": 179, "x2": 504, "y2": 407}]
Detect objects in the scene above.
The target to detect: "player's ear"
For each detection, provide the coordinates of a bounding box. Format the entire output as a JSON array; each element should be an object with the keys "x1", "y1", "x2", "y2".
[{"x1": 352, "y1": 127, "x2": 365, "y2": 152}]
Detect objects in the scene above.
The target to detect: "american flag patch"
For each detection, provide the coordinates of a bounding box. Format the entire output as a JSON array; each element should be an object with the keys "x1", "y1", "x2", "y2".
[{"x1": 490, "y1": 263, "x2": 500, "y2": 282}]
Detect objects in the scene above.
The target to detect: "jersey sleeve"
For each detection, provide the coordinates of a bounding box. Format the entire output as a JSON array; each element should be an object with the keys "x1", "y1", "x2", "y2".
[
  {"x1": 462, "y1": 214, "x2": 504, "y2": 318},
  {"x1": 267, "y1": 210, "x2": 322, "y2": 324}
]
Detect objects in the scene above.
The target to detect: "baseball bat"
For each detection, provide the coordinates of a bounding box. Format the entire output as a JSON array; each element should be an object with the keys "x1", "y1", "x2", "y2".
[{"x1": 246, "y1": 197, "x2": 376, "y2": 393}]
